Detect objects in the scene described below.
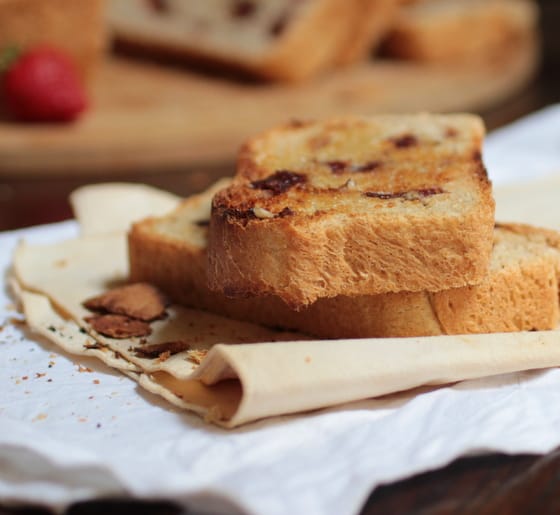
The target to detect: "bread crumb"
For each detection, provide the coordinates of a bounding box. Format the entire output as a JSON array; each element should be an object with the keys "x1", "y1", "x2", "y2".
[
  {"x1": 186, "y1": 349, "x2": 208, "y2": 365},
  {"x1": 85, "y1": 314, "x2": 152, "y2": 339},
  {"x1": 156, "y1": 351, "x2": 172, "y2": 363},
  {"x1": 134, "y1": 340, "x2": 190, "y2": 359}
]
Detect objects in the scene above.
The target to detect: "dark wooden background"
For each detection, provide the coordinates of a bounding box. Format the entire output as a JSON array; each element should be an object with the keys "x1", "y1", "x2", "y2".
[{"x1": 2, "y1": 1, "x2": 560, "y2": 514}]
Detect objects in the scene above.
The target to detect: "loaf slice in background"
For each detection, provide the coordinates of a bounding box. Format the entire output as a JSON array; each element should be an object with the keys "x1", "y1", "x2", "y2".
[
  {"x1": 383, "y1": 0, "x2": 539, "y2": 64},
  {"x1": 207, "y1": 114, "x2": 494, "y2": 307},
  {"x1": 108, "y1": 0, "x2": 360, "y2": 81},
  {"x1": 129, "y1": 181, "x2": 557, "y2": 337}
]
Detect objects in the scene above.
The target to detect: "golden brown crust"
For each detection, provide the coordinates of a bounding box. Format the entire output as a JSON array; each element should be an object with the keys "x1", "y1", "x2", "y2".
[
  {"x1": 129, "y1": 184, "x2": 560, "y2": 337},
  {"x1": 208, "y1": 114, "x2": 494, "y2": 307},
  {"x1": 0, "y1": 0, "x2": 107, "y2": 80}
]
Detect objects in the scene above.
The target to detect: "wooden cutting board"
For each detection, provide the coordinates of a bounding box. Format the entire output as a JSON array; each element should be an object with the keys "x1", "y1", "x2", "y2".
[{"x1": 0, "y1": 38, "x2": 538, "y2": 177}]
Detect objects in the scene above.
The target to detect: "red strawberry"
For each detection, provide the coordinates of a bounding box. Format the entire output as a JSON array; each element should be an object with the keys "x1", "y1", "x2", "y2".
[{"x1": 1, "y1": 46, "x2": 88, "y2": 122}]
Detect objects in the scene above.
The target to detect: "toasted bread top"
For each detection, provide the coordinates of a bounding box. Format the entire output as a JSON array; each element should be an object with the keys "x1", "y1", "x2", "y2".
[{"x1": 213, "y1": 114, "x2": 490, "y2": 223}]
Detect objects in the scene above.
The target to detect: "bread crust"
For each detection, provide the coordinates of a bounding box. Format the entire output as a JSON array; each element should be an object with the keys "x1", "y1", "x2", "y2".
[
  {"x1": 0, "y1": 0, "x2": 107, "y2": 80},
  {"x1": 208, "y1": 114, "x2": 494, "y2": 307},
  {"x1": 129, "y1": 183, "x2": 559, "y2": 338}
]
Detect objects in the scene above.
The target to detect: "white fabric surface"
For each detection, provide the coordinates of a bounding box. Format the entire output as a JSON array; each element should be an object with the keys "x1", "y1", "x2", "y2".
[{"x1": 3, "y1": 105, "x2": 560, "y2": 515}]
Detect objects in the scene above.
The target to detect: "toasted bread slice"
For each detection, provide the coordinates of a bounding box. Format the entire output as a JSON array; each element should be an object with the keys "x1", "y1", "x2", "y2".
[
  {"x1": 129, "y1": 182, "x2": 558, "y2": 337},
  {"x1": 383, "y1": 0, "x2": 539, "y2": 64},
  {"x1": 207, "y1": 114, "x2": 494, "y2": 307}
]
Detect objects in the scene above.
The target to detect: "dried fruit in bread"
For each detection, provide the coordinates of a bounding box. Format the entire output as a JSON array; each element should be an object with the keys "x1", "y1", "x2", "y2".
[{"x1": 207, "y1": 114, "x2": 494, "y2": 307}]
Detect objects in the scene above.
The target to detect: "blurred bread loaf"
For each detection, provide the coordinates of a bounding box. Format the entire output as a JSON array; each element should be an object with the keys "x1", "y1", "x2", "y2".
[
  {"x1": 0, "y1": 0, "x2": 107, "y2": 78},
  {"x1": 129, "y1": 182, "x2": 560, "y2": 338},
  {"x1": 384, "y1": 0, "x2": 539, "y2": 64},
  {"x1": 108, "y1": 0, "x2": 362, "y2": 81},
  {"x1": 207, "y1": 114, "x2": 494, "y2": 307}
]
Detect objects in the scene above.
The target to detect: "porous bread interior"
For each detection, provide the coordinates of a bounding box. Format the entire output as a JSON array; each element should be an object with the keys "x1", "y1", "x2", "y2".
[
  {"x1": 430, "y1": 224, "x2": 560, "y2": 335},
  {"x1": 490, "y1": 226, "x2": 556, "y2": 270}
]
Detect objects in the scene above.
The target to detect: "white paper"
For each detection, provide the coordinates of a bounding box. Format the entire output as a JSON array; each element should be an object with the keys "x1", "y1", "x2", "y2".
[{"x1": 3, "y1": 106, "x2": 560, "y2": 515}]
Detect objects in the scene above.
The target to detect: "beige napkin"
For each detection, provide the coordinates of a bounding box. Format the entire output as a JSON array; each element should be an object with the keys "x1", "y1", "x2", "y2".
[{"x1": 12, "y1": 177, "x2": 560, "y2": 427}]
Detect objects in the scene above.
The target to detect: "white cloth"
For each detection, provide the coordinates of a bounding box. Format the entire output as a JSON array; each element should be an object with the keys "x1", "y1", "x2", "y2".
[{"x1": 3, "y1": 105, "x2": 560, "y2": 515}]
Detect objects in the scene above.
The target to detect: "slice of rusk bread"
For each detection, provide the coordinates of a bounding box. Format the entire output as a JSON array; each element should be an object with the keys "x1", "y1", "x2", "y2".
[
  {"x1": 207, "y1": 114, "x2": 495, "y2": 307},
  {"x1": 129, "y1": 182, "x2": 559, "y2": 337},
  {"x1": 383, "y1": 0, "x2": 539, "y2": 64}
]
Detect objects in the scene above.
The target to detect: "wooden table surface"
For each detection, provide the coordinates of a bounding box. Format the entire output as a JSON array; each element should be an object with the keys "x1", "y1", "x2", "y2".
[{"x1": 2, "y1": 1, "x2": 560, "y2": 514}]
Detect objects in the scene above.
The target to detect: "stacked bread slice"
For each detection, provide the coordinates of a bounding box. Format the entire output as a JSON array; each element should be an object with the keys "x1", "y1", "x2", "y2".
[{"x1": 129, "y1": 113, "x2": 560, "y2": 338}]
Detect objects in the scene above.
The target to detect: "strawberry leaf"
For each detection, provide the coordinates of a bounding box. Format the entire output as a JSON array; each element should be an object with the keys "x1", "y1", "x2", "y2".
[{"x1": 0, "y1": 46, "x2": 21, "y2": 75}]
